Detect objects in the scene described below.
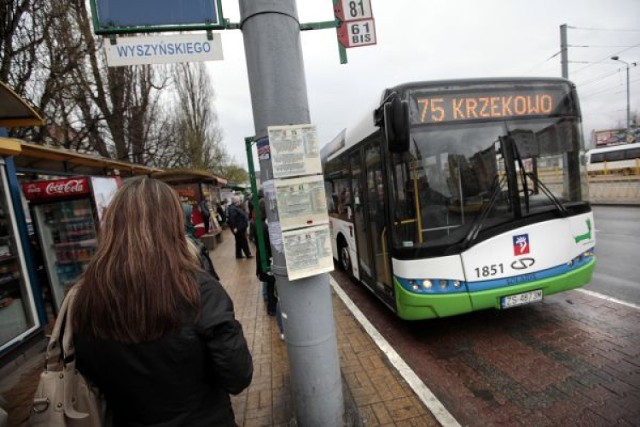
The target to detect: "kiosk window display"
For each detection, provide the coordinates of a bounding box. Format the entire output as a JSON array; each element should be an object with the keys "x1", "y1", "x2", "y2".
[
  {"x1": 0, "y1": 159, "x2": 39, "y2": 351},
  {"x1": 22, "y1": 176, "x2": 120, "y2": 313}
]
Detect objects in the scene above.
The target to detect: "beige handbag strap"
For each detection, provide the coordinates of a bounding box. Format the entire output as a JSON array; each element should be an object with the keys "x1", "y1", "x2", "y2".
[
  {"x1": 61, "y1": 287, "x2": 77, "y2": 359},
  {"x1": 45, "y1": 286, "x2": 79, "y2": 371}
]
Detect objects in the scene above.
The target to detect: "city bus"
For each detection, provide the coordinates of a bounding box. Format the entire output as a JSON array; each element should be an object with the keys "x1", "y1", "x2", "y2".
[
  {"x1": 585, "y1": 142, "x2": 640, "y2": 176},
  {"x1": 321, "y1": 78, "x2": 596, "y2": 320}
]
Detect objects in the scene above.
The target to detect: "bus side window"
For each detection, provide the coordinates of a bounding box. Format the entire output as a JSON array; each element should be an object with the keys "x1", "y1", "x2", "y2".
[{"x1": 325, "y1": 181, "x2": 337, "y2": 214}]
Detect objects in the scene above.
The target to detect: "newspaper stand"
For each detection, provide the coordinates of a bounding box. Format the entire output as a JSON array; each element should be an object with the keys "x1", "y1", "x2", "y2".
[{"x1": 152, "y1": 169, "x2": 228, "y2": 250}]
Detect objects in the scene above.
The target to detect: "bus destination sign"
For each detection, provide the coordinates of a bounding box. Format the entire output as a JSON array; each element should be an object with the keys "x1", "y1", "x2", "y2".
[{"x1": 410, "y1": 88, "x2": 569, "y2": 124}]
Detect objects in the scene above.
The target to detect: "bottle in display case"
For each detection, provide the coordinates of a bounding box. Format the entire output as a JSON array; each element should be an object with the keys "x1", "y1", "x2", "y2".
[{"x1": 22, "y1": 176, "x2": 120, "y2": 312}]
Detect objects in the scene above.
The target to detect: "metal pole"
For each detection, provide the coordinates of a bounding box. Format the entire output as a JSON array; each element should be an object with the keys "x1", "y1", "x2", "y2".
[
  {"x1": 238, "y1": 1, "x2": 344, "y2": 425},
  {"x1": 626, "y1": 64, "x2": 630, "y2": 131},
  {"x1": 560, "y1": 24, "x2": 568, "y2": 79},
  {"x1": 611, "y1": 56, "x2": 635, "y2": 133}
]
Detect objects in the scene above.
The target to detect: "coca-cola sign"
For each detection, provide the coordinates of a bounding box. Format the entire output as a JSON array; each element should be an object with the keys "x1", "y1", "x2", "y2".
[{"x1": 22, "y1": 177, "x2": 90, "y2": 201}]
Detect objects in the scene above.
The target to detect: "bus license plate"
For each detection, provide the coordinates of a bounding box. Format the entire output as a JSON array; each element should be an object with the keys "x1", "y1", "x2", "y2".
[{"x1": 501, "y1": 289, "x2": 543, "y2": 309}]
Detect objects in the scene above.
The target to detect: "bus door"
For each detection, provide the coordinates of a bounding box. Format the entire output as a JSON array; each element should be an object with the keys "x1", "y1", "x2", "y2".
[
  {"x1": 362, "y1": 144, "x2": 395, "y2": 307},
  {"x1": 350, "y1": 150, "x2": 371, "y2": 283}
]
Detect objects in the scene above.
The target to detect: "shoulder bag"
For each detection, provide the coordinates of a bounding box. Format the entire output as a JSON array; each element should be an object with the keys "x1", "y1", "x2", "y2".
[{"x1": 29, "y1": 287, "x2": 108, "y2": 427}]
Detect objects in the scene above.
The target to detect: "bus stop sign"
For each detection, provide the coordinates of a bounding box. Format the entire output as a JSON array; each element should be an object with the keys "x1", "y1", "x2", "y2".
[
  {"x1": 334, "y1": 0, "x2": 377, "y2": 48},
  {"x1": 91, "y1": 0, "x2": 224, "y2": 34}
]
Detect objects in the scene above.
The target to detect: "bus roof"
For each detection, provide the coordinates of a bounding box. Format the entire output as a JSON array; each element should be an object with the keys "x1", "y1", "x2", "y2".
[
  {"x1": 587, "y1": 142, "x2": 640, "y2": 155},
  {"x1": 384, "y1": 77, "x2": 574, "y2": 98}
]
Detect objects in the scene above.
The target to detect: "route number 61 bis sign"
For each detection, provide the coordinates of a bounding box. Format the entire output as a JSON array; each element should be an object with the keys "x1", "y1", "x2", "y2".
[{"x1": 335, "y1": 0, "x2": 377, "y2": 48}]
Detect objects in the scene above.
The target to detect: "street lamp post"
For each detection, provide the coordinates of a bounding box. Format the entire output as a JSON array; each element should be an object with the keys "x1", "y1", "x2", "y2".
[{"x1": 611, "y1": 56, "x2": 637, "y2": 133}]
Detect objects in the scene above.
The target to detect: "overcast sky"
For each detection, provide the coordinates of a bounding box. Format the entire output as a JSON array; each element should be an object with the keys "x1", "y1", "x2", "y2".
[{"x1": 206, "y1": 0, "x2": 640, "y2": 170}]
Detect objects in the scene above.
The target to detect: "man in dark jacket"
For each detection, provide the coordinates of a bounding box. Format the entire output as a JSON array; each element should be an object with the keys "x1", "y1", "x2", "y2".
[
  {"x1": 227, "y1": 195, "x2": 252, "y2": 259},
  {"x1": 255, "y1": 197, "x2": 277, "y2": 316},
  {"x1": 199, "y1": 199, "x2": 211, "y2": 233}
]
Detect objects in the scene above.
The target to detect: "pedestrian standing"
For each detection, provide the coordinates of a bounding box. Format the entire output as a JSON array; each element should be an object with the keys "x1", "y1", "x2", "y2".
[
  {"x1": 71, "y1": 176, "x2": 253, "y2": 426},
  {"x1": 227, "y1": 195, "x2": 253, "y2": 259},
  {"x1": 184, "y1": 203, "x2": 220, "y2": 281},
  {"x1": 199, "y1": 199, "x2": 211, "y2": 234},
  {"x1": 216, "y1": 201, "x2": 227, "y2": 227},
  {"x1": 255, "y1": 198, "x2": 276, "y2": 315}
]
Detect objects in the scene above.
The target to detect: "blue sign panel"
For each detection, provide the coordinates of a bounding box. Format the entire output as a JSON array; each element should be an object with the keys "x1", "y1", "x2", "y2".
[{"x1": 95, "y1": 0, "x2": 220, "y2": 29}]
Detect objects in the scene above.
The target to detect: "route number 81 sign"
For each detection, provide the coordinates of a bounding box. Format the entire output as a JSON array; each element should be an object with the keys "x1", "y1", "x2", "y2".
[
  {"x1": 339, "y1": 0, "x2": 373, "y2": 20},
  {"x1": 334, "y1": 0, "x2": 377, "y2": 48}
]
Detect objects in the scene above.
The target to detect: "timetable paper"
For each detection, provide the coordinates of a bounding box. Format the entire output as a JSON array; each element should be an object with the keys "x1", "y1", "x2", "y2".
[
  {"x1": 282, "y1": 224, "x2": 334, "y2": 280},
  {"x1": 268, "y1": 124, "x2": 322, "y2": 178}
]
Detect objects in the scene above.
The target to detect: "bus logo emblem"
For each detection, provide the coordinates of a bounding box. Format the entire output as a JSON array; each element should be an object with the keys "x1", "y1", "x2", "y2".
[
  {"x1": 511, "y1": 257, "x2": 535, "y2": 270},
  {"x1": 513, "y1": 234, "x2": 530, "y2": 256}
]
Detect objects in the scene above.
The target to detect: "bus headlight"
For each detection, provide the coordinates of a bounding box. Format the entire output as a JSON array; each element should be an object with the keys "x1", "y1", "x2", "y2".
[
  {"x1": 567, "y1": 249, "x2": 595, "y2": 270},
  {"x1": 396, "y1": 276, "x2": 466, "y2": 294}
]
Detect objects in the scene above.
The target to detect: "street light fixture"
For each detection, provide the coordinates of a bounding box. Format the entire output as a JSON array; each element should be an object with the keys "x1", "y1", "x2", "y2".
[{"x1": 611, "y1": 56, "x2": 637, "y2": 133}]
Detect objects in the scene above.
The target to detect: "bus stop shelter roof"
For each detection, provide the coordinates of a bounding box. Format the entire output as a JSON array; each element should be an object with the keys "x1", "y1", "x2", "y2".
[
  {"x1": 0, "y1": 81, "x2": 44, "y2": 128},
  {"x1": 152, "y1": 168, "x2": 228, "y2": 187},
  {"x1": 0, "y1": 138, "x2": 162, "y2": 177}
]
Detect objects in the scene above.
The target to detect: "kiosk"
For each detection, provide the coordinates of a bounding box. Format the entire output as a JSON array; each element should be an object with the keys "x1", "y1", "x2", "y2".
[{"x1": 153, "y1": 169, "x2": 228, "y2": 248}]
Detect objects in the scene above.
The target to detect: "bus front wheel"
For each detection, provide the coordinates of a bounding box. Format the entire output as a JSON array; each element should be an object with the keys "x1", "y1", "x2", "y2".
[{"x1": 338, "y1": 239, "x2": 352, "y2": 275}]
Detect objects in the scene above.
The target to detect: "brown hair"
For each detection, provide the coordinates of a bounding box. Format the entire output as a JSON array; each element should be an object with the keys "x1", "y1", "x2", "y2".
[{"x1": 72, "y1": 176, "x2": 201, "y2": 343}]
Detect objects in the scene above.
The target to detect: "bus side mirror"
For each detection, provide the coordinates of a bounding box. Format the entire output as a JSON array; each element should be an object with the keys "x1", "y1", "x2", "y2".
[{"x1": 384, "y1": 97, "x2": 410, "y2": 153}]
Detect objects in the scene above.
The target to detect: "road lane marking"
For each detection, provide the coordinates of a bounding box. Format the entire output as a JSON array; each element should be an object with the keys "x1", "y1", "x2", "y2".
[
  {"x1": 576, "y1": 288, "x2": 640, "y2": 311},
  {"x1": 330, "y1": 277, "x2": 461, "y2": 427}
]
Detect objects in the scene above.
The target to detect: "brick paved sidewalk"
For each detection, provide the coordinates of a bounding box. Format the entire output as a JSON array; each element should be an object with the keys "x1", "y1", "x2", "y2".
[{"x1": 216, "y1": 229, "x2": 440, "y2": 426}]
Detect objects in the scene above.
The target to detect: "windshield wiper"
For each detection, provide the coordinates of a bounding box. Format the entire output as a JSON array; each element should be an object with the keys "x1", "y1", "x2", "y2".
[
  {"x1": 525, "y1": 172, "x2": 569, "y2": 217},
  {"x1": 509, "y1": 133, "x2": 568, "y2": 217},
  {"x1": 462, "y1": 174, "x2": 506, "y2": 248},
  {"x1": 511, "y1": 141, "x2": 531, "y2": 213}
]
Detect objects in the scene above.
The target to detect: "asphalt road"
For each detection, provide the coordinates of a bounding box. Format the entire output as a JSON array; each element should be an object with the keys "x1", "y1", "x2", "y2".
[
  {"x1": 331, "y1": 204, "x2": 640, "y2": 426},
  {"x1": 587, "y1": 205, "x2": 640, "y2": 306}
]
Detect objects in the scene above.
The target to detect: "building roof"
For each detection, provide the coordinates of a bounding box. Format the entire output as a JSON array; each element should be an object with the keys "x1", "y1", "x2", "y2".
[
  {"x1": 0, "y1": 138, "x2": 162, "y2": 177},
  {"x1": 0, "y1": 81, "x2": 44, "y2": 128},
  {"x1": 152, "y1": 168, "x2": 228, "y2": 186}
]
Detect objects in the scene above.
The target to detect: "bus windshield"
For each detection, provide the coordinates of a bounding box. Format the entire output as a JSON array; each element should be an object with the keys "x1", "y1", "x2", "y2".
[{"x1": 390, "y1": 117, "x2": 589, "y2": 251}]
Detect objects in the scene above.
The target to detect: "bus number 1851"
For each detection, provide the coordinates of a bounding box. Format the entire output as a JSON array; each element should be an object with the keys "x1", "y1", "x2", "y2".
[{"x1": 475, "y1": 263, "x2": 505, "y2": 278}]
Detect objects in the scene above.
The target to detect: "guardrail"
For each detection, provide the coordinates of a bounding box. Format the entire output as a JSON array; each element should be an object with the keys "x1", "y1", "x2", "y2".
[{"x1": 589, "y1": 175, "x2": 640, "y2": 205}]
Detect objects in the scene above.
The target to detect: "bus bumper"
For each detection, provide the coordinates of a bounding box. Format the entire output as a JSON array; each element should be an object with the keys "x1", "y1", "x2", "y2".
[
  {"x1": 469, "y1": 257, "x2": 595, "y2": 311},
  {"x1": 394, "y1": 258, "x2": 596, "y2": 320},
  {"x1": 395, "y1": 288, "x2": 474, "y2": 320}
]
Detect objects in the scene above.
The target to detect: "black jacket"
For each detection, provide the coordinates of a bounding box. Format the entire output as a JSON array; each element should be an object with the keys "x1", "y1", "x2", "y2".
[
  {"x1": 75, "y1": 272, "x2": 253, "y2": 426},
  {"x1": 227, "y1": 203, "x2": 248, "y2": 232}
]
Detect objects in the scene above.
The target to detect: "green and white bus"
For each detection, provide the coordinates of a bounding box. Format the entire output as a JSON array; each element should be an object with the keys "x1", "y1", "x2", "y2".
[{"x1": 321, "y1": 78, "x2": 596, "y2": 320}]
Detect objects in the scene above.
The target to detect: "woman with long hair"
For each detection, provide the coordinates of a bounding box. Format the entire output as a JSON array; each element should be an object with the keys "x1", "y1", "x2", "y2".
[{"x1": 71, "y1": 176, "x2": 252, "y2": 426}]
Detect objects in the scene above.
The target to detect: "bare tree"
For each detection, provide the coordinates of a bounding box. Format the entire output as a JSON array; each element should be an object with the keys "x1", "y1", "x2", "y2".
[
  {"x1": 170, "y1": 62, "x2": 226, "y2": 170},
  {"x1": 220, "y1": 164, "x2": 249, "y2": 184},
  {"x1": 0, "y1": 0, "x2": 51, "y2": 140},
  {"x1": 0, "y1": 0, "x2": 248, "y2": 178}
]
